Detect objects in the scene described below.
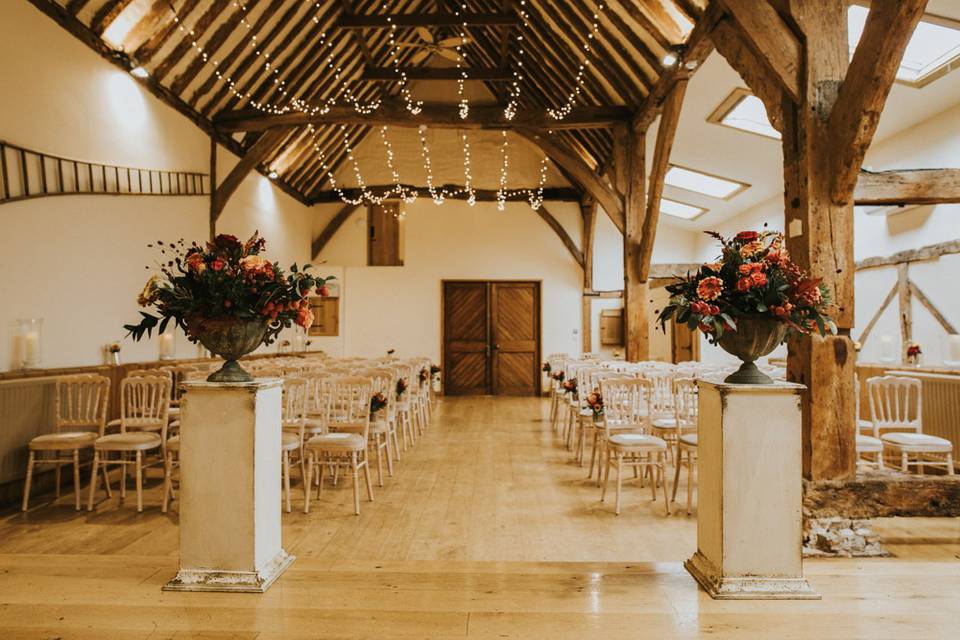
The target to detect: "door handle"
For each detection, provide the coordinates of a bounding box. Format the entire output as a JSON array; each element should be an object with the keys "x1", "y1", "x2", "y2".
[{"x1": 492, "y1": 343, "x2": 500, "y2": 351}]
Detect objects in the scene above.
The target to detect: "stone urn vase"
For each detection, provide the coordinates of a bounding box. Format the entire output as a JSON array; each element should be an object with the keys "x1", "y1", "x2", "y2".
[
  {"x1": 186, "y1": 317, "x2": 269, "y2": 383},
  {"x1": 717, "y1": 314, "x2": 788, "y2": 385}
]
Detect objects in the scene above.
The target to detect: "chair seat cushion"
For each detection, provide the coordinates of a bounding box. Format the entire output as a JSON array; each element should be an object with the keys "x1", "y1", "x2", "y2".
[
  {"x1": 166, "y1": 435, "x2": 180, "y2": 452},
  {"x1": 855, "y1": 434, "x2": 883, "y2": 452},
  {"x1": 95, "y1": 432, "x2": 162, "y2": 451},
  {"x1": 679, "y1": 433, "x2": 698, "y2": 447},
  {"x1": 281, "y1": 433, "x2": 301, "y2": 450},
  {"x1": 651, "y1": 417, "x2": 677, "y2": 430},
  {"x1": 305, "y1": 432, "x2": 365, "y2": 451},
  {"x1": 880, "y1": 432, "x2": 953, "y2": 451},
  {"x1": 609, "y1": 433, "x2": 667, "y2": 449},
  {"x1": 29, "y1": 431, "x2": 97, "y2": 450}
]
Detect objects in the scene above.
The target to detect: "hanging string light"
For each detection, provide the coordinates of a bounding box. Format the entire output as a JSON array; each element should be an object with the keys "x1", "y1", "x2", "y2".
[
  {"x1": 495, "y1": 130, "x2": 551, "y2": 211},
  {"x1": 503, "y1": 0, "x2": 532, "y2": 120},
  {"x1": 546, "y1": 2, "x2": 607, "y2": 121},
  {"x1": 455, "y1": 3, "x2": 470, "y2": 119},
  {"x1": 384, "y1": 12, "x2": 423, "y2": 115}
]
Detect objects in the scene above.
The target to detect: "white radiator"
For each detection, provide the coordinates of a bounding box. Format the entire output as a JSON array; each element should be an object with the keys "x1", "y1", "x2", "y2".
[
  {"x1": 890, "y1": 371, "x2": 960, "y2": 468},
  {"x1": 0, "y1": 377, "x2": 57, "y2": 484}
]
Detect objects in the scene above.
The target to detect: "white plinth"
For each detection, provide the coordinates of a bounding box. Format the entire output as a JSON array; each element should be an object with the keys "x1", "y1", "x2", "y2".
[
  {"x1": 685, "y1": 379, "x2": 819, "y2": 600},
  {"x1": 163, "y1": 379, "x2": 294, "y2": 593}
]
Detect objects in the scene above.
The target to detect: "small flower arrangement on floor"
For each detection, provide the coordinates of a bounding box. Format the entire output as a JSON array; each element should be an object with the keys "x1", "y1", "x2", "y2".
[
  {"x1": 542, "y1": 362, "x2": 552, "y2": 374},
  {"x1": 657, "y1": 230, "x2": 835, "y2": 342},
  {"x1": 370, "y1": 392, "x2": 388, "y2": 418},
  {"x1": 552, "y1": 370, "x2": 565, "y2": 383},
  {"x1": 562, "y1": 378, "x2": 577, "y2": 396},
  {"x1": 396, "y1": 377, "x2": 408, "y2": 400},
  {"x1": 419, "y1": 367, "x2": 429, "y2": 384},
  {"x1": 430, "y1": 364, "x2": 441, "y2": 378},
  {"x1": 906, "y1": 342, "x2": 922, "y2": 365},
  {"x1": 585, "y1": 389, "x2": 603, "y2": 421}
]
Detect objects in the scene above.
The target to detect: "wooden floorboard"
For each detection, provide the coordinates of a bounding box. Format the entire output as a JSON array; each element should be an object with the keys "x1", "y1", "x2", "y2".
[{"x1": 0, "y1": 396, "x2": 958, "y2": 638}]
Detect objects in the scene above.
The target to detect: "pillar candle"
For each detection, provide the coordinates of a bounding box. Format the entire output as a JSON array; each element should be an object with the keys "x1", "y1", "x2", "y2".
[
  {"x1": 159, "y1": 333, "x2": 175, "y2": 359},
  {"x1": 23, "y1": 331, "x2": 39, "y2": 365},
  {"x1": 879, "y1": 335, "x2": 894, "y2": 361},
  {"x1": 948, "y1": 335, "x2": 960, "y2": 363}
]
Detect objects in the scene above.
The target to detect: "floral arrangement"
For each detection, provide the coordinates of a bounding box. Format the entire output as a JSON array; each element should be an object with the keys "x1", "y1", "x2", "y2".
[
  {"x1": 370, "y1": 392, "x2": 388, "y2": 417},
  {"x1": 585, "y1": 389, "x2": 603, "y2": 420},
  {"x1": 551, "y1": 370, "x2": 565, "y2": 382},
  {"x1": 124, "y1": 232, "x2": 334, "y2": 345},
  {"x1": 907, "y1": 343, "x2": 922, "y2": 358},
  {"x1": 396, "y1": 377, "x2": 408, "y2": 400},
  {"x1": 106, "y1": 343, "x2": 121, "y2": 354},
  {"x1": 562, "y1": 378, "x2": 577, "y2": 396},
  {"x1": 542, "y1": 362, "x2": 552, "y2": 374},
  {"x1": 430, "y1": 364, "x2": 441, "y2": 377},
  {"x1": 657, "y1": 230, "x2": 836, "y2": 342},
  {"x1": 419, "y1": 367, "x2": 429, "y2": 384}
]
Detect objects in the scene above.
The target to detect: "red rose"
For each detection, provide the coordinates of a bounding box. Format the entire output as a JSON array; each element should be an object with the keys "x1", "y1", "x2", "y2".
[
  {"x1": 736, "y1": 278, "x2": 752, "y2": 292},
  {"x1": 750, "y1": 272, "x2": 768, "y2": 287},
  {"x1": 736, "y1": 231, "x2": 759, "y2": 241},
  {"x1": 211, "y1": 258, "x2": 226, "y2": 271}
]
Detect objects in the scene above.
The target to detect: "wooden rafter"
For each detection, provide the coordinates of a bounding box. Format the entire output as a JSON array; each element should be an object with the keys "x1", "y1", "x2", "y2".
[
  {"x1": 854, "y1": 168, "x2": 960, "y2": 206},
  {"x1": 910, "y1": 280, "x2": 958, "y2": 335},
  {"x1": 334, "y1": 11, "x2": 519, "y2": 28},
  {"x1": 151, "y1": 0, "x2": 233, "y2": 83},
  {"x1": 856, "y1": 239, "x2": 960, "y2": 271},
  {"x1": 637, "y1": 79, "x2": 688, "y2": 282},
  {"x1": 536, "y1": 205, "x2": 584, "y2": 268},
  {"x1": 620, "y1": 125, "x2": 647, "y2": 362},
  {"x1": 312, "y1": 203, "x2": 360, "y2": 258},
  {"x1": 360, "y1": 66, "x2": 513, "y2": 81},
  {"x1": 210, "y1": 127, "x2": 293, "y2": 223},
  {"x1": 581, "y1": 197, "x2": 597, "y2": 290},
  {"x1": 214, "y1": 103, "x2": 630, "y2": 132},
  {"x1": 90, "y1": 0, "x2": 134, "y2": 36},
  {"x1": 717, "y1": 0, "x2": 802, "y2": 102},
  {"x1": 516, "y1": 129, "x2": 625, "y2": 233},
  {"x1": 828, "y1": 0, "x2": 929, "y2": 204}
]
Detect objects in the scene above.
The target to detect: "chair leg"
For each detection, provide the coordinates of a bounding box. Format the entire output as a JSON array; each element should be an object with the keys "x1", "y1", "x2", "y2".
[
  {"x1": 947, "y1": 454, "x2": 955, "y2": 476},
  {"x1": 120, "y1": 453, "x2": 127, "y2": 500},
  {"x1": 283, "y1": 451, "x2": 292, "y2": 513},
  {"x1": 614, "y1": 455, "x2": 623, "y2": 515},
  {"x1": 303, "y1": 453, "x2": 313, "y2": 514},
  {"x1": 55, "y1": 461, "x2": 62, "y2": 499},
  {"x1": 901, "y1": 451, "x2": 909, "y2": 473},
  {"x1": 319, "y1": 454, "x2": 327, "y2": 497},
  {"x1": 87, "y1": 451, "x2": 100, "y2": 512},
  {"x1": 351, "y1": 452, "x2": 361, "y2": 515},
  {"x1": 374, "y1": 439, "x2": 384, "y2": 487},
  {"x1": 162, "y1": 453, "x2": 172, "y2": 514},
  {"x1": 73, "y1": 449, "x2": 81, "y2": 511},
  {"x1": 101, "y1": 459, "x2": 112, "y2": 498},
  {"x1": 648, "y1": 459, "x2": 658, "y2": 502},
  {"x1": 362, "y1": 454, "x2": 375, "y2": 502},
  {"x1": 660, "y1": 458, "x2": 671, "y2": 516},
  {"x1": 21, "y1": 451, "x2": 35, "y2": 512},
  {"x1": 385, "y1": 434, "x2": 395, "y2": 477},
  {"x1": 135, "y1": 451, "x2": 143, "y2": 513},
  {"x1": 671, "y1": 450, "x2": 682, "y2": 503},
  {"x1": 686, "y1": 453, "x2": 694, "y2": 516}
]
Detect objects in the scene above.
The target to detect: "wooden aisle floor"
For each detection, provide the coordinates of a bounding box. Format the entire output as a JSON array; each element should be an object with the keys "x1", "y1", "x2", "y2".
[{"x1": 0, "y1": 396, "x2": 958, "y2": 639}]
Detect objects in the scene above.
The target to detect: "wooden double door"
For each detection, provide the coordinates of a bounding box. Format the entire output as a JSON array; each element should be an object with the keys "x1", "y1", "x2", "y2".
[{"x1": 442, "y1": 281, "x2": 541, "y2": 396}]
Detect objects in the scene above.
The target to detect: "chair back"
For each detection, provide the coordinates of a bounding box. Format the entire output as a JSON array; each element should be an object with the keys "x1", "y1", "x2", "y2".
[
  {"x1": 282, "y1": 377, "x2": 309, "y2": 443},
  {"x1": 599, "y1": 377, "x2": 652, "y2": 435},
  {"x1": 120, "y1": 375, "x2": 171, "y2": 435},
  {"x1": 328, "y1": 376, "x2": 373, "y2": 441},
  {"x1": 867, "y1": 375, "x2": 922, "y2": 436},
  {"x1": 159, "y1": 365, "x2": 198, "y2": 402},
  {"x1": 673, "y1": 377, "x2": 698, "y2": 436},
  {"x1": 55, "y1": 374, "x2": 110, "y2": 435},
  {"x1": 359, "y1": 368, "x2": 396, "y2": 421}
]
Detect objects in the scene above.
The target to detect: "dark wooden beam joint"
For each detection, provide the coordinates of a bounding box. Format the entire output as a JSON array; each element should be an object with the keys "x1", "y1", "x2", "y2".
[
  {"x1": 803, "y1": 475, "x2": 960, "y2": 519},
  {"x1": 854, "y1": 168, "x2": 960, "y2": 206}
]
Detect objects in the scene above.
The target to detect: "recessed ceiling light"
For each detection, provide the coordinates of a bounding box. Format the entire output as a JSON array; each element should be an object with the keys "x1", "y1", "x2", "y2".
[
  {"x1": 660, "y1": 198, "x2": 707, "y2": 220},
  {"x1": 267, "y1": 170, "x2": 279, "y2": 180},
  {"x1": 662, "y1": 52, "x2": 678, "y2": 66},
  {"x1": 848, "y1": 4, "x2": 960, "y2": 87},
  {"x1": 665, "y1": 165, "x2": 749, "y2": 200},
  {"x1": 130, "y1": 66, "x2": 149, "y2": 79}
]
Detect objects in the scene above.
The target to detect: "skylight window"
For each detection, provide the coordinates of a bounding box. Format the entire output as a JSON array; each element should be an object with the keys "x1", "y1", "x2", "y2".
[
  {"x1": 707, "y1": 89, "x2": 780, "y2": 140},
  {"x1": 660, "y1": 198, "x2": 707, "y2": 220},
  {"x1": 664, "y1": 165, "x2": 749, "y2": 200},
  {"x1": 848, "y1": 4, "x2": 960, "y2": 87}
]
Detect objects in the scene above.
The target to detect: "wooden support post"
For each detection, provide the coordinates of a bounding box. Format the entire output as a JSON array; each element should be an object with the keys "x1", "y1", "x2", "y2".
[
  {"x1": 897, "y1": 263, "x2": 913, "y2": 360},
  {"x1": 581, "y1": 197, "x2": 597, "y2": 354},
  {"x1": 208, "y1": 135, "x2": 217, "y2": 241},
  {"x1": 776, "y1": 0, "x2": 855, "y2": 481},
  {"x1": 616, "y1": 125, "x2": 647, "y2": 362}
]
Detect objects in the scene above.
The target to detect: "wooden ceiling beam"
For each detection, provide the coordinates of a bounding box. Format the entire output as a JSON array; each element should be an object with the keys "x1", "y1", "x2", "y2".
[
  {"x1": 360, "y1": 66, "x2": 513, "y2": 81},
  {"x1": 214, "y1": 103, "x2": 630, "y2": 132},
  {"x1": 854, "y1": 168, "x2": 960, "y2": 206},
  {"x1": 517, "y1": 128, "x2": 625, "y2": 233},
  {"x1": 629, "y1": 0, "x2": 718, "y2": 133},
  {"x1": 211, "y1": 127, "x2": 294, "y2": 222},
  {"x1": 716, "y1": 0, "x2": 802, "y2": 102},
  {"x1": 637, "y1": 79, "x2": 688, "y2": 282},
  {"x1": 132, "y1": 0, "x2": 202, "y2": 66},
  {"x1": 856, "y1": 239, "x2": 960, "y2": 271},
  {"x1": 829, "y1": 0, "x2": 928, "y2": 205},
  {"x1": 312, "y1": 203, "x2": 360, "y2": 259},
  {"x1": 151, "y1": 0, "x2": 232, "y2": 83},
  {"x1": 90, "y1": 0, "x2": 134, "y2": 36},
  {"x1": 334, "y1": 12, "x2": 519, "y2": 29},
  {"x1": 612, "y1": 0, "x2": 680, "y2": 50},
  {"x1": 311, "y1": 186, "x2": 582, "y2": 204},
  {"x1": 536, "y1": 204, "x2": 585, "y2": 268}
]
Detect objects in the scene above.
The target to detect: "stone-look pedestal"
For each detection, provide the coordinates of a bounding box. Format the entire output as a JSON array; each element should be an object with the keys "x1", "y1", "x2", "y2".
[
  {"x1": 685, "y1": 379, "x2": 819, "y2": 600},
  {"x1": 163, "y1": 379, "x2": 294, "y2": 593}
]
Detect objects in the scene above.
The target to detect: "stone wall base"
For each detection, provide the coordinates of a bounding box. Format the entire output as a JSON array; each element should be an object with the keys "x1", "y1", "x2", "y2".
[{"x1": 802, "y1": 517, "x2": 888, "y2": 557}]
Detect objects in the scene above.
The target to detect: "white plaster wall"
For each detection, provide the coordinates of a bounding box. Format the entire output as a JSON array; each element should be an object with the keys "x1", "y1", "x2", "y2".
[{"x1": 0, "y1": 2, "x2": 314, "y2": 371}]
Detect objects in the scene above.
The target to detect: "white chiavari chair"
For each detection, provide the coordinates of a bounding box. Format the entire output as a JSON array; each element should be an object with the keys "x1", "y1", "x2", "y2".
[
  {"x1": 359, "y1": 367, "x2": 396, "y2": 486},
  {"x1": 303, "y1": 377, "x2": 375, "y2": 515},
  {"x1": 280, "y1": 377, "x2": 309, "y2": 512},
  {"x1": 670, "y1": 378, "x2": 699, "y2": 515},
  {"x1": 854, "y1": 375, "x2": 883, "y2": 468},
  {"x1": 599, "y1": 378, "x2": 670, "y2": 516},
  {"x1": 22, "y1": 374, "x2": 110, "y2": 511},
  {"x1": 868, "y1": 376, "x2": 954, "y2": 475},
  {"x1": 88, "y1": 375, "x2": 170, "y2": 512},
  {"x1": 392, "y1": 363, "x2": 417, "y2": 450}
]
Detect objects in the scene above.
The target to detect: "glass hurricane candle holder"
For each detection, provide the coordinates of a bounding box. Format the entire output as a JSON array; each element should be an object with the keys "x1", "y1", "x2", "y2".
[
  {"x1": 17, "y1": 318, "x2": 43, "y2": 370},
  {"x1": 158, "y1": 331, "x2": 176, "y2": 361}
]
